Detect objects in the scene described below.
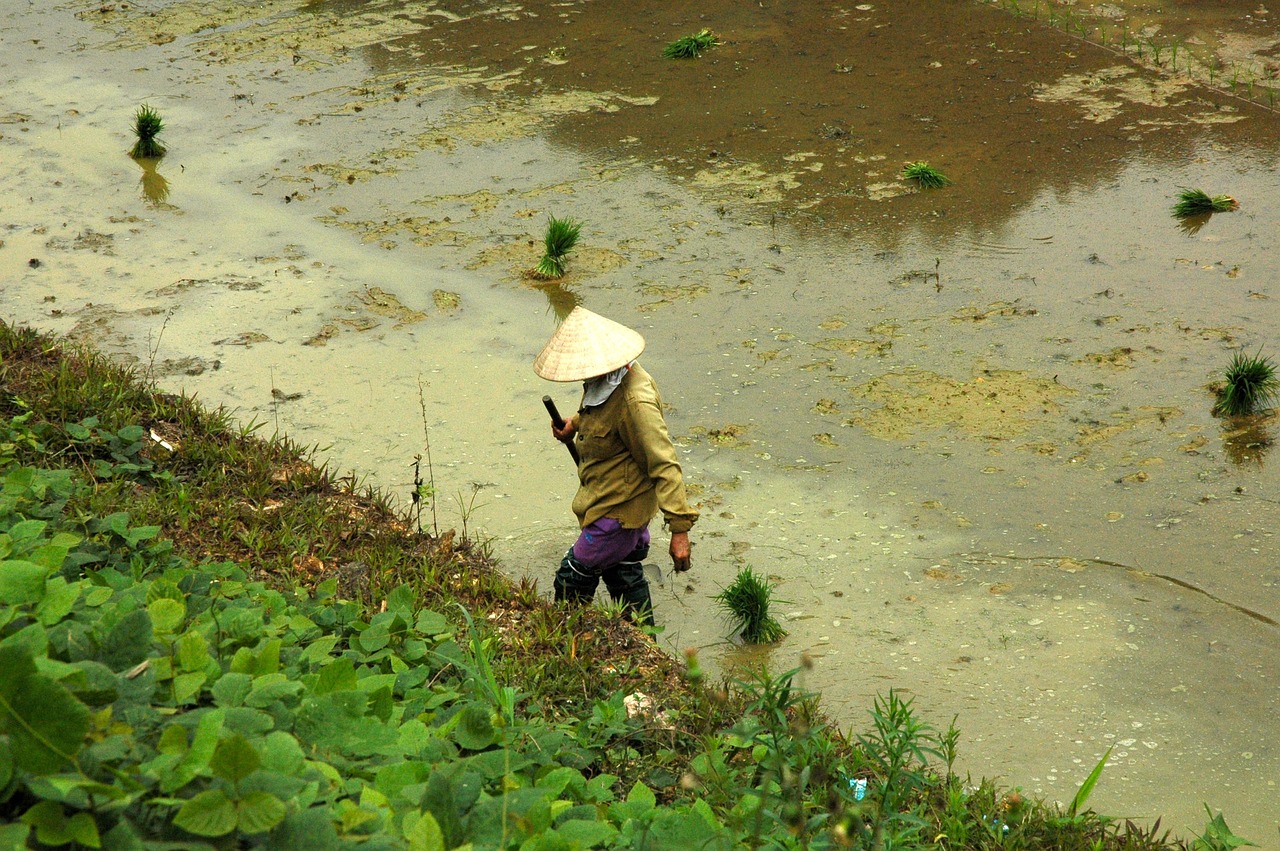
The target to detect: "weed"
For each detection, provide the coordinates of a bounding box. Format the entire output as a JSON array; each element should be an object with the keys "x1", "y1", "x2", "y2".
[
  {"x1": 1192, "y1": 805, "x2": 1257, "y2": 849},
  {"x1": 414, "y1": 376, "x2": 438, "y2": 534},
  {"x1": 714, "y1": 566, "x2": 787, "y2": 643},
  {"x1": 532, "y1": 215, "x2": 581, "y2": 279},
  {"x1": 1064, "y1": 746, "x2": 1111, "y2": 822},
  {"x1": 1173, "y1": 188, "x2": 1239, "y2": 218},
  {"x1": 663, "y1": 28, "x2": 719, "y2": 59},
  {"x1": 130, "y1": 103, "x2": 166, "y2": 159},
  {"x1": 1214, "y1": 349, "x2": 1279, "y2": 417},
  {"x1": 902, "y1": 161, "x2": 951, "y2": 189}
]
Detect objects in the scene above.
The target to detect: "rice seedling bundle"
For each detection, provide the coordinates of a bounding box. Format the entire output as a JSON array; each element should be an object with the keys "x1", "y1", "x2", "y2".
[
  {"x1": 1172, "y1": 188, "x2": 1238, "y2": 218},
  {"x1": 533, "y1": 215, "x2": 581, "y2": 279},
  {"x1": 1214, "y1": 349, "x2": 1278, "y2": 416},
  {"x1": 130, "y1": 104, "x2": 166, "y2": 159},
  {"x1": 714, "y1": 566, "x2": 787, "y2": 644},
  {"x1": 663, "y1": 29, "x2": 719, "y2": 59},
  {"x1": 902, "y1": 161, "x2": 950, "y2": 189}
]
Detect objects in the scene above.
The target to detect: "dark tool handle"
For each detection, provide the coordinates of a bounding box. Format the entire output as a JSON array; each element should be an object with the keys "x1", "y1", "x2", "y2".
[{"x1": 543, "y1": 395, "x2": 581, "y2": 466}]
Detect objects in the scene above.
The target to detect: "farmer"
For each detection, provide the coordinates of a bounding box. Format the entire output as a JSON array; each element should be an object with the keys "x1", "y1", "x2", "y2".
[{"x1": 534, "y1": 306, "x2": 699, "y2": 626}]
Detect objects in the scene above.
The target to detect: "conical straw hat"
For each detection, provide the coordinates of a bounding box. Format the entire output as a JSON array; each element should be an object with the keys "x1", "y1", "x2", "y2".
[{"x1": 533, "y1": 306, "x2": 646, "y2": 382}]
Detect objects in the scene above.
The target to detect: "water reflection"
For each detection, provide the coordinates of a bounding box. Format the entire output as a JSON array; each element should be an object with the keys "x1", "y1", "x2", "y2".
[
  {"x1": 1221, "y1": 416, "x2": 1274, "y2": 466},
  {"x1": 534, "y1": 280, "x2": 581, "y2": 321},
  {"x1": 1176, "y1": 212, "x2": 1212, "y2": 236},
  {"x1": 136, "y1": 158, "x2": 170, "y2": 207}
]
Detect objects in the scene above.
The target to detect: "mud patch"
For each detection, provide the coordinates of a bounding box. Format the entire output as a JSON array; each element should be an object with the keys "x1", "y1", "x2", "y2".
[{"x1": 848, "y1": 368, "x2": 1074, "y2": 441}]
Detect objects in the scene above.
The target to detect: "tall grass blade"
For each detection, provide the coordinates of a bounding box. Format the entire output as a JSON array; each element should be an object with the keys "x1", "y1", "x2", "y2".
[{"x1": 1068, "y1": 745, "x2": 1112, "y2": 818}]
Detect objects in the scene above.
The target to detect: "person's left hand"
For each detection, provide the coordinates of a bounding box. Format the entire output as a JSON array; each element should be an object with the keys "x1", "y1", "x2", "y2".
[{"x1": 670, "y1": 532, "x2": 691, "y2": 572}]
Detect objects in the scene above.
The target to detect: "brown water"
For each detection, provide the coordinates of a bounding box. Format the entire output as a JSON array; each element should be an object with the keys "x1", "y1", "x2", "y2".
[{"x1": 2, "y1": 0, "x2": 1278, "y2": 841}]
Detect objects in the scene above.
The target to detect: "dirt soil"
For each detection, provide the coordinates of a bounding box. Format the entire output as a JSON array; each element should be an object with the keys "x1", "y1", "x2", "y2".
[{"x1": 2, "y1": 0, "x2": 1278, "y2": 841}]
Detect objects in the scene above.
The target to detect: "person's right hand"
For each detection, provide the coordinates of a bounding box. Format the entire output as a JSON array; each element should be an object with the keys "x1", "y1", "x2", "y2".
[{"x1": 552, "y1": 416, "x2": 577, "y2": 444}]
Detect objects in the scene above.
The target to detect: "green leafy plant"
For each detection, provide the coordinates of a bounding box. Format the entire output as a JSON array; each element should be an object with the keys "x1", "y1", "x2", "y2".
[
  {"x1": 663, "y1": 28, "x2": 719, "y2": 59},
  {"x1": 902, "y1": 161, "x2": 950, "y2": 188},
  {"x1": 1214, "y1": 349, "x2": 1279, "y2": 416},
  {"x1": 130, "y1": 103, "x2": 166, "y2": 159},
  {"x1": 1192, "y1": 805, "x2": 1257, "y2": 850},
  {"x1": 714, "y1": 566, "x2": 786, "y2": 643},
  {"x1": 1173, "y1": 188, "x2": 1238, "y2": 218},
  {"x1": 532, "y1": 215, "x2": 581, "y2": 279}
]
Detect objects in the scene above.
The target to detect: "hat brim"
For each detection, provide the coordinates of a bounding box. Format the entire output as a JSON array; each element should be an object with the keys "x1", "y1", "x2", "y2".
[{"x1": 534, "y1": 307, "x2": 646, "y2": 381}]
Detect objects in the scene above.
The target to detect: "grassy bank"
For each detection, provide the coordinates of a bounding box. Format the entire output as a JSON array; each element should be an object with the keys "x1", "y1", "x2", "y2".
[{"x1": 0, "y1": 321, "x2": 1243, "y2": 848}]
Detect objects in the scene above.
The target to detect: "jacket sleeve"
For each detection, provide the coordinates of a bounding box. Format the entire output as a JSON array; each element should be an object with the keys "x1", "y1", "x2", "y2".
[{"x1": 619, "y1": 393, "x2": 699, "y2": 534}]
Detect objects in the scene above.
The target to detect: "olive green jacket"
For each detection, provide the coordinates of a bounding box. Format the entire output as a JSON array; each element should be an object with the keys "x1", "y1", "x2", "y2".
[{"x1": 570, "y1": 364, "x2": 699, "y2": 534}]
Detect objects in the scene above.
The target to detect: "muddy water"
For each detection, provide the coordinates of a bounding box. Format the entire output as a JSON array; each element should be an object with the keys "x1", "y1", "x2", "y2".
[{"x1": 2, "y1": 0, "x2": 1278, "y2": 841}]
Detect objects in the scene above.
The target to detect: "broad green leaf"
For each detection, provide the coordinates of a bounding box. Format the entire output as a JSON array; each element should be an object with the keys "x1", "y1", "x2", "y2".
[
  {"x1": 646, "y1": 806, "x2": 730, "y2": 848},
  {"x1": 0, "y1": 645, "x2": 90, "y2": 774},
  {"x1": 35, "y1": 576, "x2": 81, "y2": 625},
  {"x1": 148, "y1": 598, "x2": 187, "y2": 634},
  {"x1": 29, "y1": 532, "x2": 78, "y2": 570},
  {"x1": 341, "y1": 801, "x2": 380, "y2": 832},
  {"x1": 0, "y1": 559, "x2": 48, "y2": 605},
  {"x1": 252, "y1": 639, "x2": 281, "y2": 675},
  {"x1": 175, "y1": 631, "x2": 210, "y2": 673},
  {"x1": 414, "y1": 610, "x2": 450, "y2": 636},
  {"x1": 173, "y1": 789, "x2": 237, "y2": 837},
  {"x1": 66, "y1": 812, "x2": 101, "y2": 849},
  {"x1": 556, "y1": 819, "x2": 619, "y2": 847},
  {"x1": 173, "y1": 672, "x2": 207, "y2": 704},
  {"x1": 210, "y1": 734, "x2": 260, "y2": 783},
  {"x1": 158, "y1": 724, "x2": 188, "y2": 756},
  {"x1": 236, "y1": 791, "x2": 286, "y2": 834},
  {"x1": 375, "y1": 760, "x2": 429, "y2": 799},
  {"x1": 609, "y1": 780, "x2": 656, "y2": 824},
  {"x1": 314, "y1": 657, "x2": 357, "y2": 694},
  {"x1": 98, "y1": 609, "x2": 153, "y2": 671},
  {"x1": 162, "y1": 708, "x2": 225, "y2": 793},
  {"x1": 145, "y1": 580, "x2": 185, "y2": 604},
  {"x1": 245, "y1": 673, "x2": 302, "y2": 708},
  {"x1": 298, "y1": 635, "x2": 339, "y2": 667},
  {"x1": 452, "y1": 702, "x2": 496, "y2": 751},
  {"x1": 386, "y1": 585, "x2": 415, "y2": 616},
  {"x1": 67, "y1": 661, "x2": 119, "y2": 706},
  {"x1": 84, "y1": 587, "x2": 113, "y2": 607},
  {"x1": 22, "y1": 800, "x2": 72, "y2": 846},
  {"x1": 259, "y1": 731, "x2": 305, "y2": 774},
  {"x1": 211, "y1": 672, "x2": 253, "y2": 708},
  {"x1": 0, "y1": 823, "x2": 30, "y2": 849},
  {"x1": 358, "y1": 622, "x2": 390, "y2": 653},
  {"x1": 405, "y1": 810, "x2": 446, "y2": 851},
  {"x1": 0, "y1": 621, "x2": 48, "y2": 656},
  {"x1": 5, "y1": 520, "x2": 47, "y2": 549},
  {"x1": 101, "y1": 817, "x2": 144, "y2": 851}
]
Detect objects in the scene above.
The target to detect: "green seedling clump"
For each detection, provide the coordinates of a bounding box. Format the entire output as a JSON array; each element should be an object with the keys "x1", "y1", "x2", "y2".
[
  {"x1": 1214, "y1": 348, "x2": 1279, "y2": 416},
  {"x1": 1173, "y1": 187, "x2": 1238, "y2": 218},
  {"x1": 902, "y1": 161, "x2": 951, "y2": 189},
  {"x1": 663, "y1": 29, "x2": 719, "y2": 59},
  {"x1": 130, "y1": 103, "x2": 166, "y2": 159},
  {"x1": 715, "y1": 566, "x2": 787, "y2": 643},
  {"x1": 532, "y1": 215, "x2": 581, "y2": 279}
]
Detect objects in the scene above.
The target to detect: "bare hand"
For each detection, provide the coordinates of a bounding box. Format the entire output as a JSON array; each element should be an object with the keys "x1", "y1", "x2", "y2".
[
  {"x1": 552, "y1": 416, "x2": 577, "y2": 444},
  {"x1": 670, "y1": 531, "x2": 691, "y2": 572}
]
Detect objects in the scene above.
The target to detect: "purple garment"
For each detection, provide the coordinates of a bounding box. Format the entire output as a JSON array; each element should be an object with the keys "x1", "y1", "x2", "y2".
[{"x1": 572, "y1": 517, "x2": 650, "y2": 571}]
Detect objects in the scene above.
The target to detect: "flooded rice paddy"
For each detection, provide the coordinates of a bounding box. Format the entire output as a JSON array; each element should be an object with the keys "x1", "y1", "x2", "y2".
[{"x1": 2, "y1": 0, "x2": 1278, "y2": 841}]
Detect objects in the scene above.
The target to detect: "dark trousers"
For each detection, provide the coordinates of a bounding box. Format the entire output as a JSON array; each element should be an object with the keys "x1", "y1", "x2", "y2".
[{"x1": 554, "y1": 542, "x2": 654, "y2": 626}]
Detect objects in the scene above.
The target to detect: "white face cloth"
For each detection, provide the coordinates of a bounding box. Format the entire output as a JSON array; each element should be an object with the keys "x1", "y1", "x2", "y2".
[{"x1": 581, "y1": 362, "x2": 633, "y2": 408}]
